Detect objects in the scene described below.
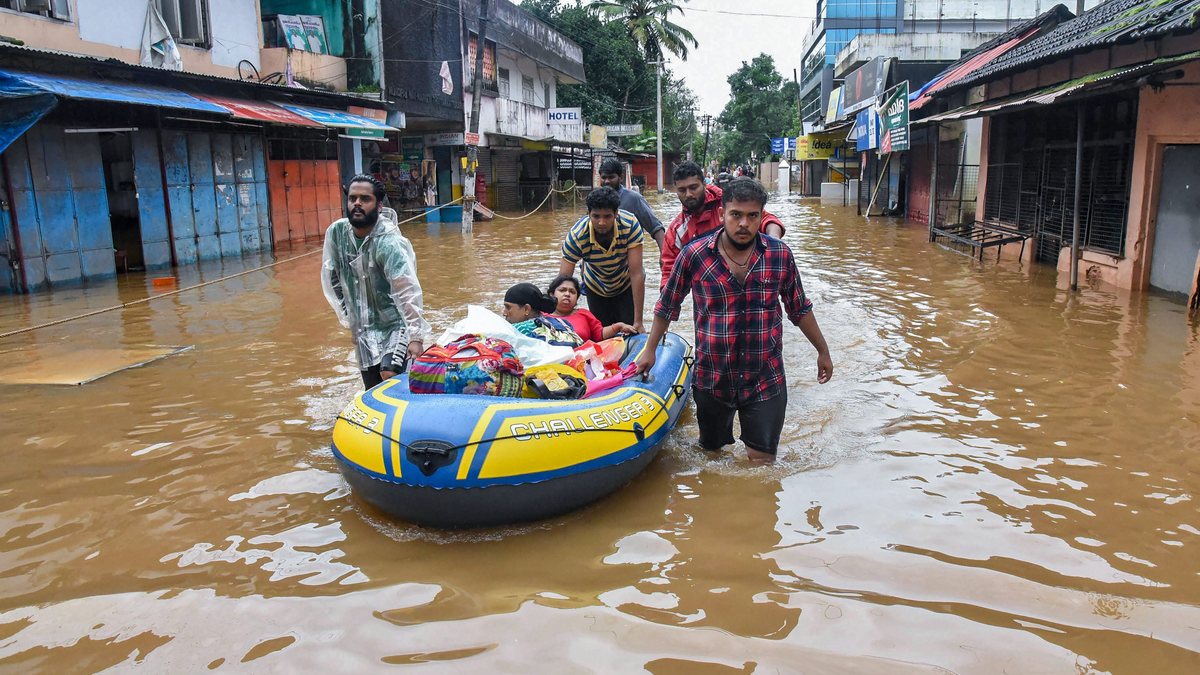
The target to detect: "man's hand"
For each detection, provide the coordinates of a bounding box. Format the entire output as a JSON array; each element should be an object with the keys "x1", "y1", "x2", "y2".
[
  {"x1": 631, "y1": 321, "x2": 644, "y2": 334},
  {"x1": 816, "y1": 351, "x2": 833, "y2": 384},
  {"x1": 407, "y1": 340, "x2": 425, "y2": 360},
  {"x1": 381, "y1": 370, "x2": 397, "y2": 380},
  {"x1": 635, "y1": 350, "x2": 656, "y2": 376},
  {"x1": 611, "y1": 322, "x2": 636, "y2": 335}
]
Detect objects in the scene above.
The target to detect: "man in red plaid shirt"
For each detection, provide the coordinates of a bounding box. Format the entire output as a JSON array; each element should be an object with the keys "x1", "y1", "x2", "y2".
[{"x1": 636, "y1": 178, "x2": 833, "y2": 463}]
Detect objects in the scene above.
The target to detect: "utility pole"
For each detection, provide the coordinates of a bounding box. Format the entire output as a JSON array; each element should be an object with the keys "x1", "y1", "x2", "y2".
[
  {"x1": 652, "y1": 59, "x2": 664, "y2": 193},
  {"x1": 700, "y1": 114, "x2": 712, "y2": 168},
  {"x1": 462, "y1": 0, "x2": 489, "y2": 233}
]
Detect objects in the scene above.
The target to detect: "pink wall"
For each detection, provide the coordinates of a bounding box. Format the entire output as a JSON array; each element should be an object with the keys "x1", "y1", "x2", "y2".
[{"x1": 1122, "y1": 60, "x2": 1200, "y2": 290}]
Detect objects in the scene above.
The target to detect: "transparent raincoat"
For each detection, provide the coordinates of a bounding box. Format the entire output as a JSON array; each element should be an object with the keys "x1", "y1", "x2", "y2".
[{"x1": 321, "y1": 214, "x2": 430, "y2": 372}]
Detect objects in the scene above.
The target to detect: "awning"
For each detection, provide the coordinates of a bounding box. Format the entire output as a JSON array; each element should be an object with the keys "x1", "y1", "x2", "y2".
[
  {"x1": 196, "y1": 94, "x2": 322, "y2": 127},
  {"x1": 916, "y1": 52, "x2": 1200, "y2": 125},
  {"x1": 277, "y1": 103, "x2": 396, "y2": 139},
  {"x1": 0, "y1": 71, "x2": 58, "y2": 154},
  {"x1": 0, "y1": 68, "x2": 228, "y2": 114}
]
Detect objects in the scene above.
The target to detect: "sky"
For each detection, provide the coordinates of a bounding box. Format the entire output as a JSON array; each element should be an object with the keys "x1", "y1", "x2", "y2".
[{"x1": 667, "y1": 0, "x2": 819, "y2": 117}]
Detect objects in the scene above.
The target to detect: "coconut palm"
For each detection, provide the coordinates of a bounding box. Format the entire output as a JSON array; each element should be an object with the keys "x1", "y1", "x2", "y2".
[{"x1": 589, "y1": 0, "x2": 699, "y2": 61}]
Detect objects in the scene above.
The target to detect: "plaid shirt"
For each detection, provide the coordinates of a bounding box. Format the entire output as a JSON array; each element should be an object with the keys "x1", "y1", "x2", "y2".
[{"x1": 654, "y1": 229, "x2": 812, "y2": 404}]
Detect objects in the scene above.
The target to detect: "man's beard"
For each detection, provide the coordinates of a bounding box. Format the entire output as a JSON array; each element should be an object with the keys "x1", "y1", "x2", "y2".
[
  {"x1": 726, "y1": 232, "x2": 754, "y2": 250},
  {"x1": 682, "y1": 197, "x2": 703, "y2": 212},
  {"x1": 348, "y1": 207, "x2": 379, "y2": 228}
]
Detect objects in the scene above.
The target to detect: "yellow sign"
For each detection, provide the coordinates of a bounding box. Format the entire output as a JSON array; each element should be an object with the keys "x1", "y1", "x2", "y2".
[
  {"x1": 798, "y1": 132, "x2": 845, "y2": 161},
  {"x1": 825, "y1": 87, "x2": 843, "y2": 125},
  {"x1": 589, "y1": 124, "x2": 608, "y2": 149}
]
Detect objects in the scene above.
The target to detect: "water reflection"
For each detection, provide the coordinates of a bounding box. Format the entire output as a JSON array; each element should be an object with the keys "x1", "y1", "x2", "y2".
[{"x1": 0, "y1": 196, "x2": 1198, "y2": 670}]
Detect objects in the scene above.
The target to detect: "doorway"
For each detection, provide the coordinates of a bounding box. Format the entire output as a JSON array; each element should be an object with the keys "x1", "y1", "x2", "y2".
[
  {"x1": 1149, "y1": 145, "x2": 1200, "y2": 296},
  {"x1": 99, "y1": 132, "x2": 143, "y2": 273}
]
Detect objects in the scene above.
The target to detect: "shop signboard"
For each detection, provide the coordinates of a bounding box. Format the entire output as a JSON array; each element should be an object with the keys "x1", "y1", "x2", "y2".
[
  {"x1": 798, "y1": 132, "x2": 844, "y2": 161},
  {"x1": 842, "y1": 56, "x2": 890, "y2": 115},
  {"x1": 424, "y1": 132, "x2": 465, "y2": 146},
  {"x1": 607, "y1": 124, "x2": 643, "y2": 137},
  {"x1": 401, "y1": 137, "x2": 424, "y2": 161},
  {"x1": 878, "y1": 81, "x2": 910, "y2": 154},
  {"x1": 770, "y1": 137, "x2": 786, "y2": 154},
  {"x1": 548, "y1": 108, "x2": 582, "y2": 125},
  {"x1": 852, "y1": 108, "x2": 880, "y2": 152},
  {"x1": 589, "y1": 125, "x2": 608, "y2": 149}
]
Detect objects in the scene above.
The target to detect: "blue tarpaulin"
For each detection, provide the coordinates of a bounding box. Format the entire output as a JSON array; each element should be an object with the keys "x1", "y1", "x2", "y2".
[
  {"x1": 0, "y1": 69, "x2": 230, "y2": 114},
  {"x1": 277, "y1": 102, "x2": 396, "y2": 131},
  {"x1": 0, "y1": 72, "x2": 58, "y2": 155}
]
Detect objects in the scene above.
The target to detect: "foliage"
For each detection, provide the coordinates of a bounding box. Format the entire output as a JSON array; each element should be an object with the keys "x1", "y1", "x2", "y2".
[
  {"x1": 522, "y1": 1, "x2": 698, "y2": 154},
  {"x1": 715, "y1": 54, "x2": 800, "y2": 165},
  {"x1": 588, "y1": 0, "x2": 698, "y2": 61}
]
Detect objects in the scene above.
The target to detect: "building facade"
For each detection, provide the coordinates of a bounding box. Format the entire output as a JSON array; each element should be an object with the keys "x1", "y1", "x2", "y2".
[{"x1": 0, "y1": 0, "x2": 395, "y2": 293}]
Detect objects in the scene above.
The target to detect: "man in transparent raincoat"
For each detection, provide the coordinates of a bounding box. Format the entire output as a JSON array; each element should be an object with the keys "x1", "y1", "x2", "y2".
[{"x1": 321, "y1": 174, "x2": 430, "y2": 389}]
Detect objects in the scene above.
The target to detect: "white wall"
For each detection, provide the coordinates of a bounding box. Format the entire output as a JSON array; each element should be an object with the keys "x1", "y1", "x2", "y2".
[
  {"x1": 77, "y1": 0, "x2": 260, "y2": 69},
  {"x1": 466, "y1": 50, "x2": 563, "y2": 144},
  {"x1": 208, "y1": 0, "x2": 261, "y2": 69}
]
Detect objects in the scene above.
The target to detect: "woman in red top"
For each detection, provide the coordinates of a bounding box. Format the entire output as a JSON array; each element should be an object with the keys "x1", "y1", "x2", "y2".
[{"x1": 546, "y1": 275, "x2": 636, "y2": 342}]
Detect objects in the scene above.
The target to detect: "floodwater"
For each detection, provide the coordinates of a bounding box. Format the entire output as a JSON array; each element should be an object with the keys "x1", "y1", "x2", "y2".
[{"x1": 0, "y1": 194, "x2": 1198, "y2": 673}]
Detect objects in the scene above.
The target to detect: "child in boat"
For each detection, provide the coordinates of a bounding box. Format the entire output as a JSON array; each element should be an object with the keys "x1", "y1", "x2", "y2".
[
  {"x1": 545, "y1": 275, "x2": 636, "y2": 343},
  {"x1": 502, "y1": 283, "x2": 584, "y2": 347}
]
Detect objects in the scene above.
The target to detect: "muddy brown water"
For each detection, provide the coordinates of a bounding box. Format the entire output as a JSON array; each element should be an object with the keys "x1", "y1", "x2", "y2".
[{"x1": 0, "y1": 196, "x2": 1198, "y2": 673}]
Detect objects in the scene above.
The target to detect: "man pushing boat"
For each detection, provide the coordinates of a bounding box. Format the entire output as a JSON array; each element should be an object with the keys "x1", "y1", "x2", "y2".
[
  {"x1": 321, "y1": 174, "x2": 430, "y2": 390},
  {"x1": 636, "y1": 178, "x2": 833, "y2": 463}
]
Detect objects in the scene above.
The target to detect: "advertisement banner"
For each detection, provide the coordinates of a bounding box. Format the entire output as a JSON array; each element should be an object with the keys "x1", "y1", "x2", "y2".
[
  {"x1": 825, "y1": 86, "x2": 844, "y2": 125},
  {"x1": 852, "y1": 108, "x2": 880, "y2": 152},
  {"x1": 401, "y1": 137, "x2": 425, "y2": 161},
  {"x1": 878, "y1": 81, "x2": 910, "y2": 154},
  {"x1": 843, "y1": 56, "x2": 890, "y2": 115},
  {"x1": 798, "y1": 132, "x2": 844, "y2": 160},
  {"x1": 467, "y1": 33, "x2": 498, "y2": 93}
]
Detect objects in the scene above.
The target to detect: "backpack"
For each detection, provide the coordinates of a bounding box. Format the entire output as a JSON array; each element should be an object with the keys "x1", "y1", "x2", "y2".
[{"x1": 408, "y1": 334, "x2": 525, "y2": 397}]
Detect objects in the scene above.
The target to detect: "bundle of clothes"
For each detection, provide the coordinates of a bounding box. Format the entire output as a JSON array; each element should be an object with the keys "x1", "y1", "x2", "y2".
[{"x1": 407, "y1": 289, "x2": 636, "y2": 400}]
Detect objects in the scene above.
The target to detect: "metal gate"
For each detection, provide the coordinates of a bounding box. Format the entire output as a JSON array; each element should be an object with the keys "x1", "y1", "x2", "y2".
[{"x1": 1034, "y1": 140, "x2": 1132, "y2": 264}]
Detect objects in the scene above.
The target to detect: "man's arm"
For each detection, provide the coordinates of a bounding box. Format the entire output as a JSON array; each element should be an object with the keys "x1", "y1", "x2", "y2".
[
  {"x1": 765, "y1": 222, "x2": 784, "y2": 238},
  {"x1": 635, "y1": 196, "x2": 665, "y2": 250},
  {"x1": 634, "y1": 316, "x2": 671, "y2": 374},
  {"x1": 635, "y1": 244, "x2": 692, "y2": 374},
  {"x1": 560, "y1": 224, "x2": 583, "y2": 278},
  {"x1": 319, "y1": 226, "x2": 350, "y2": 328},
  {"x1": 558, "y1": 259, "x2": 576, "y2": 278},
  {"x1": 380, "y1": 234, "x2": 431, "y2": 376},
  {"x1": 659, "y1": 218, "x2": 681, "y2": 288},
  {"x1": 627, "y1": 244, "x2": 646, "y2": 333},
  {"x1": 780, "y1": 250, "x2": 832, "y2": 384}
]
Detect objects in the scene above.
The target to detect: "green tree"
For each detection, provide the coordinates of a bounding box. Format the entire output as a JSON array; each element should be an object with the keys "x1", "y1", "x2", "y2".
[
  {"x1": 522, "y1": 1, "x2": 698, "y2": 153},
  {"x1": 588, "y1": 0, "x2": 698, "y2": 61},
  {"x1": 717, "y1": 54, "x2": 800, "y2": 164}
]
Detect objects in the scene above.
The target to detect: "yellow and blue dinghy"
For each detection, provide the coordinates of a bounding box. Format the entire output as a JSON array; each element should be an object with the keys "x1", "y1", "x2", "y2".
[{"x1": 332, "y1": 332, "x2": 694, "y2": 528}]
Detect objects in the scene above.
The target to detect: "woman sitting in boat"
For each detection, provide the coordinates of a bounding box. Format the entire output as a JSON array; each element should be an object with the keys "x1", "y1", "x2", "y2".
[
  {"x1": 546, "y1": 275, "x2": 636, "y2": 343},
  {"x1": 502, "y1": 283, "x2": 584, "y2": 347}
]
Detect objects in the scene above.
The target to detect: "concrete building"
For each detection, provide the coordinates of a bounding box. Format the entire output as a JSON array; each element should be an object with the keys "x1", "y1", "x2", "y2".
[
  {"x1": 0, "y1": 1, "x2": 393, "y2": 293},
  {"x1": 800, "y1": 1, "x2": 1105, "y2": 131},
  {"x1": 917, "y1": 0, "x2": 1200, "y2": 296}
]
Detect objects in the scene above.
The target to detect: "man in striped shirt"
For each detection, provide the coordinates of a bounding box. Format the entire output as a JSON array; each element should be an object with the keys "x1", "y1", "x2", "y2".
[{"x1": 559, "y1": 187, "x2": 647, "y2": 332}]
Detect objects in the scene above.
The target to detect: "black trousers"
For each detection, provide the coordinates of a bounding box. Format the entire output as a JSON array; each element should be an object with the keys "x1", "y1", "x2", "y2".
[
  {"x1": 585, "y1": 286, "x2": 634, "y2": 327},
  {"x1": 361, "y1": 365, "x2": 384, "y2": 389}
]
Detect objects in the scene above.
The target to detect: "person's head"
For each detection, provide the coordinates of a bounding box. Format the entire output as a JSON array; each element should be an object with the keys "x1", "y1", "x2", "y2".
[
  {"x1": 547, "y1": 275, "x2": 581, "y2": 315},
  {"x1": 673, "y1": 161, "x2": 707, "y2": 212},
  {"x1": 503, "y1": 283, "x2": 556, "y2": 323},
  {"x1": 586, "y1": 187, "x2": 622, "y2": 236},
  {"x1": 598, "y1": 158, "x2": 625, "y2": 191},
  {"x1": 347, "y1": 174, "x2": 385, "y2": 229},
  {"x1": 720, "y1": 178, "x2": 769, "y2": 251}
]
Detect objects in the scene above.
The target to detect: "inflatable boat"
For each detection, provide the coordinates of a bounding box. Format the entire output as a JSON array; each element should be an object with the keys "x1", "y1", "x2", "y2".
[{"x1": 331, "y1": 332, "x2": 694, "y2": 528}]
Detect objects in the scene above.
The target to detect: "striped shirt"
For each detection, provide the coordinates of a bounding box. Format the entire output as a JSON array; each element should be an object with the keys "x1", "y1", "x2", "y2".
[{"x1": 561, "y1": 209, "x2": 644, "y2": 297}]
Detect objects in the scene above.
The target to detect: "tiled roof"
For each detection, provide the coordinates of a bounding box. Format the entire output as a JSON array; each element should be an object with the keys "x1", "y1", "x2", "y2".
[
  {"x1": 910, "y1": 5, "x2": 1074, "y2": 111},
  {"x1": 943, "y1": 0, "x2": 1200, "y2": 92}
]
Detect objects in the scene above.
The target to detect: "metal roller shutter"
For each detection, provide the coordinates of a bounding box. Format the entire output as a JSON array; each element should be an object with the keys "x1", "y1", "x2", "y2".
[{"x1": 491, "y1": 149, "x2": 520, "y2": 212}]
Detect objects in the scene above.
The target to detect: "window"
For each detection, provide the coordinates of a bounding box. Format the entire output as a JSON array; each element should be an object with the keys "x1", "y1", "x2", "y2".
[
  {"x1": 522, "y1": 75, "x2": 535, "y2": 105},
  {"x1": 155, "y1": 0, "x2": 209, "y2": 46},
  {"x1": 498, "y1": 68, "x2": 510, "y2": 99},
  {"x1": 1, "y1": 0, "x2": 70, "y2": 20},
  {"x1": 544, "y1": 82, "x2": 551, "y2": 108}
]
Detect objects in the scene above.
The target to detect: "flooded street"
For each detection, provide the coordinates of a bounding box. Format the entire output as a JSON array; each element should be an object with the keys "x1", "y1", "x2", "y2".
[{"x1": 0, "y1": 195, "x2": 1198, "y2": 673}]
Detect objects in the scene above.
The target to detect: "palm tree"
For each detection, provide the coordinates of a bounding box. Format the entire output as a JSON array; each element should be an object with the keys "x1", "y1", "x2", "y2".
[{"x1": 589, "y1": 0, "x2": 698, "y2": 61}]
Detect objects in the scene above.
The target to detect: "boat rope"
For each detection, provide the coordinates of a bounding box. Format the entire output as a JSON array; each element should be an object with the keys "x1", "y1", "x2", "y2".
[
  {"x1": 0, "y1": 198, "x2": 464, "y2": 340},
  {"x1": 334, "y1": 381, "x2": 690, "y2": 456}
]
